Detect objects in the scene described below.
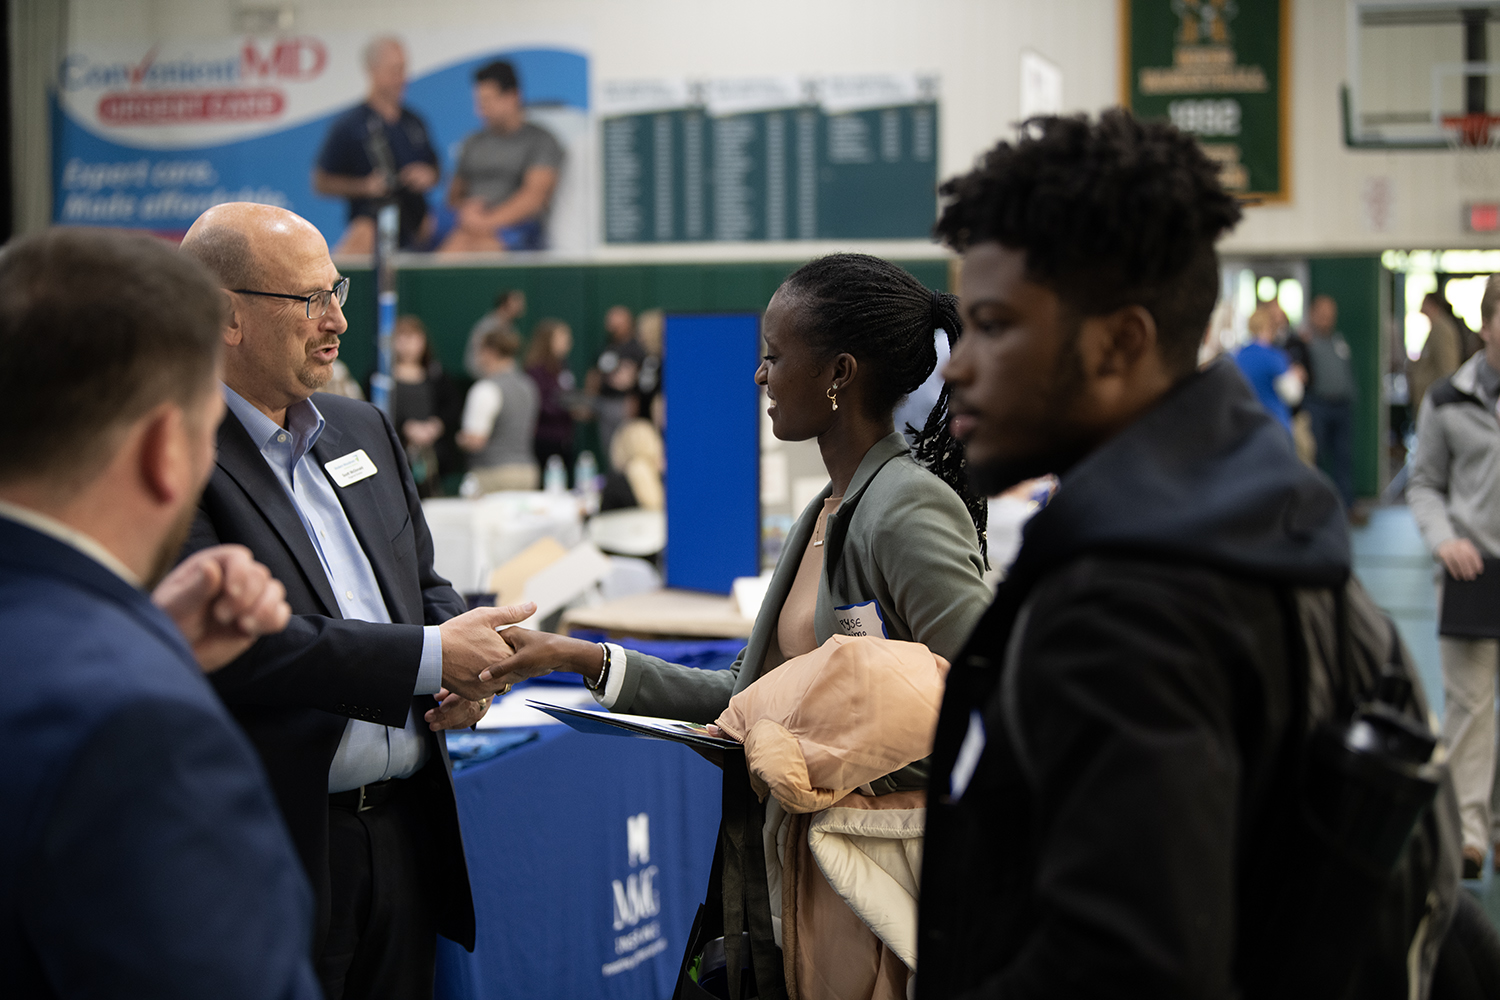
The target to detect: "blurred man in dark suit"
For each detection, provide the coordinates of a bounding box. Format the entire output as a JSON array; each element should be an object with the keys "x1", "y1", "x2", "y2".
[{"x1": 0, "y1": 227, "x2": 317, "y2": 998}]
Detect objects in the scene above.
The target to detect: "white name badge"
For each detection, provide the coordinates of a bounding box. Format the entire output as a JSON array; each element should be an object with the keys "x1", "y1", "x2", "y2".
[
  {"x1": 950, "y1": 710, "x2": 987, "y2": 800},
  {"x1": 324, "y1": 449, "x2": 378, "y2": 488},
  {"x1": 835, "y1": 599, "x2": 888, "y2": 638}
]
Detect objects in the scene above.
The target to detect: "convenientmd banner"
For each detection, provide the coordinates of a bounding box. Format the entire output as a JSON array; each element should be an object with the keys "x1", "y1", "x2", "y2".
[{"x1": 52, "y1": 30, "x2": 591, "y2": 248}]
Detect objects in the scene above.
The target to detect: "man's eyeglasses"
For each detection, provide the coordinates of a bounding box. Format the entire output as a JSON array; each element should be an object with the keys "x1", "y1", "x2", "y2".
[{"x1": 231, "y1": 276, "x2": 351, "y2": 319}]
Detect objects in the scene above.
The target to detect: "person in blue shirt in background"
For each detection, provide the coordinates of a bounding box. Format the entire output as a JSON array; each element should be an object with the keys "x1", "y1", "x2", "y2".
[{"x1": 1234, "y1": 303, "x2": 1305, "y2": 435}]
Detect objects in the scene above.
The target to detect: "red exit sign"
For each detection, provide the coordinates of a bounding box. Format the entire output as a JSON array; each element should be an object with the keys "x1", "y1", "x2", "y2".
[{"x1": 1466, "y1": 202, "x2": 1500, "y2": 233}]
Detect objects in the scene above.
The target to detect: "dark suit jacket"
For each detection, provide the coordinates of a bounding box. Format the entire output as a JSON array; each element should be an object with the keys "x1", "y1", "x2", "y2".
[
  {"x1": 0, "y1": 517, "x2": 319, "y2": 999},
  {"x1": 184, "y1": 391, "x2": 476, "y2": 951}
]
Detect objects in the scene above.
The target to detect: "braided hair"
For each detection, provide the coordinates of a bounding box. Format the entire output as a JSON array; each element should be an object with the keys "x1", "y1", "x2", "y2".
[{"x1": 781, "y1": 253, "x2": 987, "y2": 563}]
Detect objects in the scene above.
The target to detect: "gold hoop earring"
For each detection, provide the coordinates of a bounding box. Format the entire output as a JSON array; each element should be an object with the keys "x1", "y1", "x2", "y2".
[{"x1": 827, "y1": 384, "x2": 839, "y2": 412}]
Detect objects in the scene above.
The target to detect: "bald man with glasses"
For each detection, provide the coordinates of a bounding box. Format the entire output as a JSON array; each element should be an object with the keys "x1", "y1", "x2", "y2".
[{"x1": 179, "y1": 203, "x2": 530, "y2": 1000}]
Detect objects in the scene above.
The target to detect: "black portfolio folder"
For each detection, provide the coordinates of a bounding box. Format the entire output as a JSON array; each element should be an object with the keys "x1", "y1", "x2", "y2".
[
  {"x1": 1440, "y1": 559, "x2": 1500, "y2": 638},
  {"x1": 526, "y1": 700, "x2": 743, "y2": 751}
]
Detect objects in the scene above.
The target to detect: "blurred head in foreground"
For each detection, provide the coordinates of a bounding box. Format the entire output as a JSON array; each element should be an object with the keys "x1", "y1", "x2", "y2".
[{"x1": 0, "y1": 227, "x2": 226, "y2": 586}]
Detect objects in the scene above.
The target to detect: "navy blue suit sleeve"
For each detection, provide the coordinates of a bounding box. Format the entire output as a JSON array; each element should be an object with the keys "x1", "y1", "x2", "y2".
[{"x1": 22, "y1": 699, "x2": 321, "y2": 1000}]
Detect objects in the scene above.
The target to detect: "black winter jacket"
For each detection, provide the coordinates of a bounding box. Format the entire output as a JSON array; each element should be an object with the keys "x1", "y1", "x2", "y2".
[{"x1": 917, "y1": 359, "x2": 1354, "y2": 998}]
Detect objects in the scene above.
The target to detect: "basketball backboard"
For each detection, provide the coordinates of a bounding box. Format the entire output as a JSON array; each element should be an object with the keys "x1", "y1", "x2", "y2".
[{"x1": 1347, "y1": 0, "x2": 1500, "y2": 147}]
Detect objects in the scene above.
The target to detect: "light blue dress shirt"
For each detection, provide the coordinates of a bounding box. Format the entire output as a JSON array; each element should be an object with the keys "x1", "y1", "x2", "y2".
[{"x1": 222, "y1": 387, "x2": 443, "y2": 792}]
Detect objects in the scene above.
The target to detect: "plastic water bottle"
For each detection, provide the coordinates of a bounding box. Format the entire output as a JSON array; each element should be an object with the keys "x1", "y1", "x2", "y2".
[
  {"x1": 574, "y1": 451, "x2": 600, "y2": 515},
  {"x1": 543, "y1": 454, "x2": 568, "y2": 494}
]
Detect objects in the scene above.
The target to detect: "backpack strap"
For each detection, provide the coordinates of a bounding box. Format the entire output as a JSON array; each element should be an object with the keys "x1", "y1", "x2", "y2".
[
  {"x1": 1331, "y1": 584, "x2": 1350, "y2": 710},
  {"x1": 1276, "y1": 580, "x2": 1462, "y2": 1000}
]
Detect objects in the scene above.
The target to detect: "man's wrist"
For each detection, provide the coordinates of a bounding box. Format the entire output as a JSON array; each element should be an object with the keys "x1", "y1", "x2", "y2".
[{"x1": 415, "y1": 625, "x2": 443, "y2": 696}]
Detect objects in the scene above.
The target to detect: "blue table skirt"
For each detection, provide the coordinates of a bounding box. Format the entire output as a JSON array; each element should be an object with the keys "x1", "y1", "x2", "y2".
[{"x1": 436, "y1": 723, "x2": 724, "y2": 999}]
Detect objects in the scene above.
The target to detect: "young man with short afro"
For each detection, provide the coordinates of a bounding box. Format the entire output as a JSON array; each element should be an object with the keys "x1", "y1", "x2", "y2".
[{"x1": 916, "y1": 110, "x2": 1460, "y2": 999}]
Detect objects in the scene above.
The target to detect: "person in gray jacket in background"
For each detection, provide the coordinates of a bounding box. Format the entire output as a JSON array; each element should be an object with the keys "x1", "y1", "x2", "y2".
[
  {"x1": 1408, "y1": 271, "x2": 1500, "y2": 878},
  {"x1": 458, "y1": 326, "x2": 540, "y2": 492}
]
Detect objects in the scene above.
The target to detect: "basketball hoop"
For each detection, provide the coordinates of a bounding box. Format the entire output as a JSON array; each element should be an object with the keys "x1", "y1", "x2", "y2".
[
  {"x1": 1442, "y1": 113, "x2": 1500, "y2": 146},
  {"x1": 1442, "y1": 113, "x2": 1500, "y2": 190}
]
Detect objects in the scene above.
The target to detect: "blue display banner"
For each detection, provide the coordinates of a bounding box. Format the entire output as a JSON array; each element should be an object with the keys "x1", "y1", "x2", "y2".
[
  {"x1": 52, "y1": 32, "x2": 588, "y2": 246},
  {"x1": 663, "y1": 313, "x2": 762, "y2": 593}
]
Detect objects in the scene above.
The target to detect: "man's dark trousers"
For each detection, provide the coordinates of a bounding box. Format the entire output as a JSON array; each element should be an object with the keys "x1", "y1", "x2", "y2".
[
  {"x1": 321, "y1": 780, "x2": 441, "y2": 997},
  {"x1": 1307, "y1": 395, "x2": 1355, "y2": 508}
]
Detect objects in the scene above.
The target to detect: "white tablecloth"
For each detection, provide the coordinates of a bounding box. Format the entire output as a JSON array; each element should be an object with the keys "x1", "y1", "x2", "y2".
[{"x1": 421, "y1": 492, "x2": 584, "y2": 593}]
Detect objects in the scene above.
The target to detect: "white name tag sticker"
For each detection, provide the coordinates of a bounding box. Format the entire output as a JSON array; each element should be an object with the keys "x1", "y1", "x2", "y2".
[
  {"x1": 324, "y1": 449, "x2": 378, "y2": 488},
  {"x1": 834, "y1": 599, "x2": 888, "y2": 638},
  {"x1": 950, "y1": 710, "x2": 986, "y2": 800}
]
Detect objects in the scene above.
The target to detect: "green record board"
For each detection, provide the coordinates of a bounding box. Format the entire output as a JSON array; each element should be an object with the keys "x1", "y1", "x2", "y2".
[
  {"x1": 1122, "y1": 0, "x2": 1288, "y2": 202},
  {"x1": 603, "y1": 96, "x2": 939, "y2": 243}
]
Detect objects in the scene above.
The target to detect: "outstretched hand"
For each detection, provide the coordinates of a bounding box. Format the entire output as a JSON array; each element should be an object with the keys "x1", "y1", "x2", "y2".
[
  {"x1": 438, "y1": 602, "x2": 537, "y2": 700},
  {"x1": 481, "y1": 629, "x2": 605, "y2": 687},
  {"x1": 153, "y1": 545, "x2": 291, "y2": 672}
]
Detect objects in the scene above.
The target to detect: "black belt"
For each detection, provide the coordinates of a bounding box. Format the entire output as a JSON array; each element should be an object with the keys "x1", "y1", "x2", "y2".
[{"x1": 329, "y1": 778, "x2": 402, "y2": 812}]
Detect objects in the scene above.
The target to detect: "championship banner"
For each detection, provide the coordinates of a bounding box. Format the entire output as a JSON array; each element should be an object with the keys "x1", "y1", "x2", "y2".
[
  {"x1": 52, "y1": 30, "x2": 590, "y2": 248},
  {"x1": 1120, "y1": 0, "x2": 1288, "y2": 202}
]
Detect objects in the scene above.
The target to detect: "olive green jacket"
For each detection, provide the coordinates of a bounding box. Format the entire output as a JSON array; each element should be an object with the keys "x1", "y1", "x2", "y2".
[{"x1": 611, "y1": 432, "x2": 990, "y2": 725}]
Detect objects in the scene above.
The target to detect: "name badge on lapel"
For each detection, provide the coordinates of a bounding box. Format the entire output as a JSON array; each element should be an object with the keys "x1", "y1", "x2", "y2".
[
  {"x1": 835, "y1": 599, "x2": 888, "y2": 638},
  {"x1": 324, "y1": 449, "x2": 378, "y2": 488}
]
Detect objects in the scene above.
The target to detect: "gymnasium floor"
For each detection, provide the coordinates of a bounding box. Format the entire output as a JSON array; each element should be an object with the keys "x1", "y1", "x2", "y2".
[{"x1": 1352, "y1": 505, "x2": 1500, "y2": 927}]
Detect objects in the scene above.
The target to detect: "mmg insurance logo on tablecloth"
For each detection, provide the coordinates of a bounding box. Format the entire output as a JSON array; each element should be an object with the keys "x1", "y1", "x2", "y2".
[{"x1": 604, "y1": 811, "x2": 669, "y2": 976}]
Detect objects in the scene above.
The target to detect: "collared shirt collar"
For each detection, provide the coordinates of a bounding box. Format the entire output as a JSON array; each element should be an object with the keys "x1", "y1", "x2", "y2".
[
  {"x1": 222, "y1": 384, "x2": 326, "y2": 464},
  {"x1": 0, "y1": 498, "x2": 142, "y2": 587}
]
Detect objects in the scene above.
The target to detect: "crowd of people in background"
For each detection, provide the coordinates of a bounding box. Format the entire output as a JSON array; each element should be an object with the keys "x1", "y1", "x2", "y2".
[
  {"x1": 351, "y1": 292, "x2": 665, "y2": 510},
  {"x1": 1223, "y1": 268, "x2": 1500, "y2": 889},
  {"x1": 1228, "y1": 292, "x2": 1362, "y2": 521}
]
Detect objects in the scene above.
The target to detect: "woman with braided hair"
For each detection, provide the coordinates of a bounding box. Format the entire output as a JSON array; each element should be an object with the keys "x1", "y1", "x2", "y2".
[
  {"x1": 491, "y1": 253, "x2": 991, "y2": 999},
  {"x1": 768, "y1": 252, "x2": 988, "y2": 564}
]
